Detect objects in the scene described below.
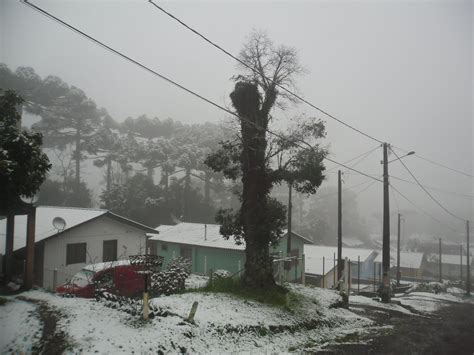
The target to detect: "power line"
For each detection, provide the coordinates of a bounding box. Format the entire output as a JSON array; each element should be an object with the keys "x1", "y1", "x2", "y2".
[
  {"x1": 22, "y1": 0, "x2": 382, "y2": 184},
  {"x1": 148, "y1": 0, "x2": 384, "y2": 145},
  {"x1": 390, "y1": 174, "x2": 474, "y2": 200},
  {"x1": 148, "y1": 1, "x2": 473, "y2": 182},
  {"x1": 390, "y1": 183, "x2": 460, "y2": 234},
  {"x1": 393, "y1": 145, "x2": 473, "y2": 178},
  {"x1": 326, "y1": 144, "x2": 381, "y2": 173},
  {"x1": 390, "y1": 147, "x2": 467, "y2": 222}
]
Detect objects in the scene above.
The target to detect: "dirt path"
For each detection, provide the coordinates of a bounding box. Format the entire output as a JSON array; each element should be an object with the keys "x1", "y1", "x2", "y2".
[
  {"x1": 318, "y1": 301, "x2": 474, "y2": 354},
  {"x1": 16, "y1": 296, "x2": 71, "y2": 355}
]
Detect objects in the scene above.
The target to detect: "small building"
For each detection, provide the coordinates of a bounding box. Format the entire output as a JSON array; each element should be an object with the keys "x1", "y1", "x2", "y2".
[
  {"x1": 374, "y1": 251, "x2": 424, "y2": 280},
  {"x1": 147, "y1": 222, "x2": 313, "y2": 282},
  {"x1": 422, "y1": 253, "x2": 473, "y2": 281},
  {"x1": 0, "y1": 206, "x2": 156, "y2": 290},
  {"x1": 304, "y1": 245, "x2": 378, "y2": 288}
]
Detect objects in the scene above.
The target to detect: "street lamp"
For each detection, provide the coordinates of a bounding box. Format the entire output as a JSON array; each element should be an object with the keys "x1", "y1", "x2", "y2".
[{"x1": 382, "y1": 151, "x2": 416, "y2": 165}]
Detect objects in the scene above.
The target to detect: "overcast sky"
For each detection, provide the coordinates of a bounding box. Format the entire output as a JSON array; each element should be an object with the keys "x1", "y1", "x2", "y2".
[{"x1": 1, "y1": 0, "x2": 472, "y2": 239}]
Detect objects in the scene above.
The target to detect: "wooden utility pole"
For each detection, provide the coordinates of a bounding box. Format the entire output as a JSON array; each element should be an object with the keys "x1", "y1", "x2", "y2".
[
  {"x1": 337, "y1": 170, "x2": 343, "y2": 281},
  {"x1": 287, "y1": 182, "x2": 292, "y2": 257},
  {"x1": 467, "y1": 221, "x2": 471, "y2": 296},
  {"x1": 25, "y1": 207, "x2": 36, "y2": 289},
  {"x1": 397, "y1": 213, "x2": 401, "y2": 286},
  {"x1": 439, "y1": 238, "x2": 442, "y2": 283},
  {"x1": 5, "y1": 214, "x2": 15, "y2": 282},
  {"x1": 381, "y1": 142, "x2": 391, "y2": 302},
  {"x1": 460, "y1": 245, "x2": 463, "y2": 284}
]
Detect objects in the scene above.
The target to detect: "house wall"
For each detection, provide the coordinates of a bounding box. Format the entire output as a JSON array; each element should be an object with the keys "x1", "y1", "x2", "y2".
[
  {"x1": 42, "y1": 215, "x2": 148, "y2": 290},
  {"x1": 152, "y1": 233, "x2": 308, "y2": 281}
]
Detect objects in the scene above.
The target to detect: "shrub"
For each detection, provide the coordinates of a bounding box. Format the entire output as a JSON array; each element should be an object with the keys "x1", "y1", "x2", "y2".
[
  {"x1": 212, "y1": 269, "x2": 232, "y2": 280},
  {"x1": 151, "y1": 257, "x2": 191, "y2": 296}
]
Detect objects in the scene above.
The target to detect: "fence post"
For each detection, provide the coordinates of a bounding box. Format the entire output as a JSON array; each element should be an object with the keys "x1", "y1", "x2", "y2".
[
  {"x1": 204, "y1": 255, "x2": 208, "y2": 276},
  {"x1": 301, "y1": 254, "x2": 306, "y2": 285},
  {"x1": 373, "y1": 262, "x2": 376, "y2": 292},
  {"x1": 348, "y1": 259, "x2": 352, "y2": 290},
  {"x1": 357, "y1": 255, "x2": 360, "y2": 293},
  {"x1": 333, "y1": 252, "x2": 336, "y2": 286},
  {"x1": 238, "y1": 260, "x2": 241, "y2": 273},
  {"x1": 53, "y1": 268, "x2": 58, "y2": 290},
  {"x1": 322, "y1": 256, "x2": 325, "y2": 288}
]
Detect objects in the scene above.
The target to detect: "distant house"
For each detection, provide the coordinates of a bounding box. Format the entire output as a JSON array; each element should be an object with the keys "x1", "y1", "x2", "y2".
[
  {"x1": 422, "y1": 253, "x2": 473, "y2": 281},
  {"x1": 147, "y1": 222, "x2": 313, "y2": 281},
  {"x1": 374, "y1": 251, "x2": 424, "y2": 279},
  {"x1": 304, "y1": 245, "x2": 378, "y2": 288},
  {"x1": 0, "y1": 206, "x2": 156, "y2": 290}
]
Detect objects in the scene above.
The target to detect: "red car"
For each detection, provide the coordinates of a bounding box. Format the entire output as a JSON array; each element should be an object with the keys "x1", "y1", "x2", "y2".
[{"x1": 56, "y1": 260, "x2": 145, "y2": 298}]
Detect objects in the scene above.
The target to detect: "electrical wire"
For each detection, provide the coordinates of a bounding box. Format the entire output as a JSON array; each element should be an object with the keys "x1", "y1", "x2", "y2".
[
  {"x1": 390, "y1": 174, "x2": 474, "y2": 200},
  {"x1": 390, "y1": 147, "x2": 467, "y2": 222},
  {"x1": 21, "y1": 0, "x2": 382, "y2": 183},
  {"x1": 389, "y1": 183, "x2": 460, "y2": 233},
  {"x1": 326, "y1": 144, "x2": 381, "y2": 173},
  {"x1": 393, "y1": 145, "x2": 473, "y2": 179},
  {"x1": 148, "y1": 0, "x2": 473, "y2": 182},
  {"x1": 148, "y1": 0, "x2": 383, "y2": 145}
]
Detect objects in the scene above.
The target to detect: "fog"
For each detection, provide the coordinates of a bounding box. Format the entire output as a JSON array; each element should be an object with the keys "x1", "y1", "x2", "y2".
[{"x1": 1, "y1": 0, "x2": 472, "y2": 240}]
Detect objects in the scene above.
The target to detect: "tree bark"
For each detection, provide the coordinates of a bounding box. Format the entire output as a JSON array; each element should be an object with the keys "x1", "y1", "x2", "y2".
[
  {"x1": 232, "y1": 82, "x2": 275, "y2": 288},
  {"x1": 106, "y1": 157, "x2": 112, "y2": 193}
]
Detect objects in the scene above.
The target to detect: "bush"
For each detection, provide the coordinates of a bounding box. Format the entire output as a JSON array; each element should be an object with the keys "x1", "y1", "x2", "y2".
[
  {"x1": 413, "y1": 282, "x2": 447, "y2": 294},
  {"x1": 212, "y1": 269, "x2": 232, "y2": 280},
  {"x1": 151, "y1": 257, "x2": 191, "y2": 296}
]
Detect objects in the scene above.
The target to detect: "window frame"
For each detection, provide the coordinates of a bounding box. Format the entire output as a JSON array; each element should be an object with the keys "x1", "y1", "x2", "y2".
[{"x1": 66, "y1": 242, "x2": 87, "y2": 266}]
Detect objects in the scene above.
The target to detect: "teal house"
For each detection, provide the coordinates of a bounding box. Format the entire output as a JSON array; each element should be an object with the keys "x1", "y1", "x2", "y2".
[{"x1": 147, "y1": 222, "x2": 313, "y2": 281}]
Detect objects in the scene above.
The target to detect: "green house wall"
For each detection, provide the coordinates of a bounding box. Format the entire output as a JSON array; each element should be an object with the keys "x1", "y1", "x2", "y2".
[{"x1": 152, "y1": 232, "x2": 308, "y2": 280}]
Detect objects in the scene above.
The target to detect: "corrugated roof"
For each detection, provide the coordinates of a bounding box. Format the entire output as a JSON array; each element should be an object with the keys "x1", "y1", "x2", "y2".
[
  {"x1": 148, "y1": 222, "x2": 312, "y2": 251},
  {"x1": 149, "y1": 222, "x2": 245, "y2": 251},
  {"x1": 304, "y1": 245, "x2": 376, "y2": 276},
  {"x1": 374, "y1": 251, "x2": 424, "y2": 269},
  {"x1": 0, "y1": 206, "x2": 107, "y2": 253}
]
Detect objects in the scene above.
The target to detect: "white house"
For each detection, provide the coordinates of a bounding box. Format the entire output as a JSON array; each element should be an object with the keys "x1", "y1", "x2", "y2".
[
  {"x1": 0, "y1": 206, "x2": 156, "y2": 290},
  {"x1": 304, "y1": 245, "x2": 378, "y2": 288},
  {"x1": 374, "y1": 251, "x2": 424, "y2": 279}
]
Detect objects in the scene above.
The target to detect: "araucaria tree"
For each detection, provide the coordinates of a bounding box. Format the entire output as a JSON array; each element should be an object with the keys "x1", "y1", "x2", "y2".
[{"x1": 206, "y1": 31, "x2": 327, "y2": 288}]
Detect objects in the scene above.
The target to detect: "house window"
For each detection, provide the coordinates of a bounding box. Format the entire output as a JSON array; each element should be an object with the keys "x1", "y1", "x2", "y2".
[
  {"x1": 161, "y1": 243, "x2": 168, "y2": 251},
  {"x1": 103, "y1": 240, "x2": 118, "y2": 262},
  {"x1": 180, "y1": 246, "x2": 192, "y2": 261},
  {"x1": 66, "y1": 243, "x2": 86, "y2": 265}
]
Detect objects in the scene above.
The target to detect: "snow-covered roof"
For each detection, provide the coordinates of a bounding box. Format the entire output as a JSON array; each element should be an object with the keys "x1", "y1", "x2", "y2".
[
  {"x1": 149, "y1": 222, "x2": 245, "y2": 251},
  {"x1": 342, "y1": 237, "x2": 364, "y2": 247},
  {"x1": 304, "y1": 245, "x2": 376, "y2": 276},
  {"x1": 374, "y1": 251, "x2": 424, "y2": 269},
  {"x1": 0, "y1": 206, "x2": 107, "y2": 253},
  {"x1": 148, "y1": 222, "x2": 312, "y2": 251},
  {"x1": 425, "y1": 253, "x2": 472, "y2": 265}
]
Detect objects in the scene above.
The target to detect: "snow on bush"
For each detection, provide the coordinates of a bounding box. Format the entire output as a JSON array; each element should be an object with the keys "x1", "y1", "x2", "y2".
[
  {"x1": 212, "y1": 269, "x2": 232, "y2": 279},
  {"x1": 151, "y1": 257, "x2": 191, "y2": 296},
  {"x1": 413, "y1": 282, "x2": 447, "y2": 294}
]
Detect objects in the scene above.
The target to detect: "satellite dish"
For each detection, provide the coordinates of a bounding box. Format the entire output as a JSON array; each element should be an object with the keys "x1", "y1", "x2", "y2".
[
  {"x1": 52, "y1": 217, "x2": 66, "y2": 231},
  {"x1": 20, "y1": 194, "x2": 39, "y2": 204}
]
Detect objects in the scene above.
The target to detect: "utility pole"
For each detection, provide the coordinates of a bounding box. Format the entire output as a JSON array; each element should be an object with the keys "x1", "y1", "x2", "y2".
[
  {"x1": 439, "y1": 238, "x2": 442, "y2": 283},
  {"x1": 381, "y1": 142, "x2": 391, "y2": 302},
  {"x1": 337, "y1": 170, "x2": 343, "y2": 281},
  {"x1": 467, "y1": 220, "x2": 471, "y2": 296},
  {"x1": 286, "y1": 182, "x2": 292, "y2": 276},
  {"x1": 460, "y1": 245, "x2": 463, "y2": 285},
  {"x1": 397, "y1": 213, "x2": 401, "y2": 286}
]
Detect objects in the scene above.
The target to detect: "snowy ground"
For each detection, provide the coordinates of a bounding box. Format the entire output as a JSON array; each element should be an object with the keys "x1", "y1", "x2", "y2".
[
  {"x1": 0, "y1": 298, "x2": 42, "y2": 353},
  {"x1": 0, "y1": 279, "x2": 471, "y2": 353}
]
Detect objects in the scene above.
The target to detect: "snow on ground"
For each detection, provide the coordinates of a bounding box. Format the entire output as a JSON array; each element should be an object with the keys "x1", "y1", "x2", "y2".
[
  {"x1": 185, "y1": 274, "x2": 209, "y2": 290},
  {"x1": 0, "y1": 298, "x2": 42, "y2": 353},
  {"x1": 3, "y1": 282, "x2": 470, "y2": 353},
  {"x1": 11, "y1": 284, "x2": 375, "y2": 353}
]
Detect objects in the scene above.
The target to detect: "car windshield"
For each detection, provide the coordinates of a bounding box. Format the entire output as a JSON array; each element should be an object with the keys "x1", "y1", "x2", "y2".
[{"x1": 70, "y1": 269, "x2": 95, "y2": 287}]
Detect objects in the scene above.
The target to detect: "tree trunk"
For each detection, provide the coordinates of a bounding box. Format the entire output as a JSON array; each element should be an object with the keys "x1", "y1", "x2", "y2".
[
  {"x1": 106, "y1": 157, "x2": 112, "y2": 193},
  {"x1": 74, "y1": 130, "x2": 81, "y2": 186},
  {"x1": 232, "y1": 82, "x2": 275, "y2": 288},
  {"x1": 183, "y1": 168, "x2": 191, "y2": 222},
  {"x1": 204, "y1": 170, "x2": 211, "y2": 206}
]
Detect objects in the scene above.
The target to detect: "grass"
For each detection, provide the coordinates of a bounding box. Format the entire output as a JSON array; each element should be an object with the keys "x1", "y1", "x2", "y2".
[
  {"x1": 0, "y1": 297, "x2": 9, "y2": 306},
  {"x1": 188, "y1": 277, "x2": 291, "y2": 307}
]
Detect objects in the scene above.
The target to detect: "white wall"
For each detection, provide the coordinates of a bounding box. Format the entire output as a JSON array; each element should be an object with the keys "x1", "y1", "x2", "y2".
[{"x1": 42, "y1": 215, "x2": 148, "y2": 290}]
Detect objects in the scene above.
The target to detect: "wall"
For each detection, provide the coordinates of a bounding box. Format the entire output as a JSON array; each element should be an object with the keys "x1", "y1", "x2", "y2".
[
  {"x1": 42, "y1": 215, "x2": 148, "y2": 290},
  {"x1": 152, "y1": 232, "x2": 308, "y2": 281}
]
